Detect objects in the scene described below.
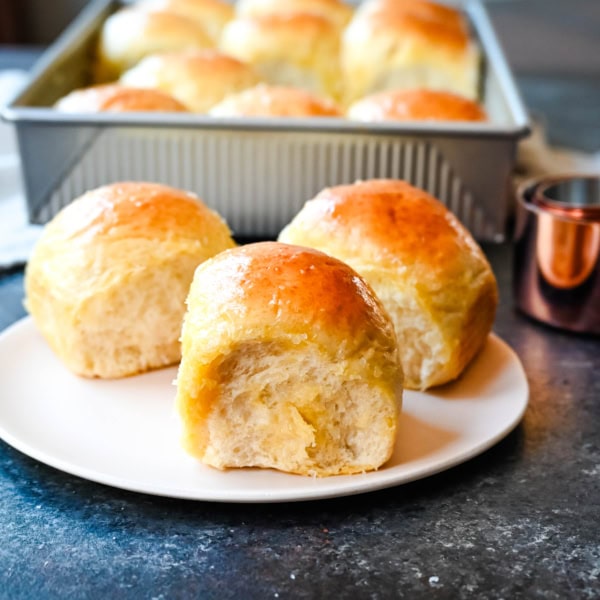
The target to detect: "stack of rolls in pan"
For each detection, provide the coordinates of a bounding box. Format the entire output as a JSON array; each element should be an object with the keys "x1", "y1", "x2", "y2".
[{"x1": 53, "y1": 0, "x2": 488, "y2": 122}]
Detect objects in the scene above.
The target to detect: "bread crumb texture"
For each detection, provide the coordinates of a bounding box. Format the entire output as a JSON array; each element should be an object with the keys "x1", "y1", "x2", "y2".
[{"x1": 176, "y1": 242, "x2": 403, "y2": 476}]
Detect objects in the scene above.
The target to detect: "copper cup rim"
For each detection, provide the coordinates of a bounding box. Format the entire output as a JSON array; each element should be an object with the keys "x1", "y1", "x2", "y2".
[{"x1": 518, "y1": 174, "x2": 600, "y2": 224}]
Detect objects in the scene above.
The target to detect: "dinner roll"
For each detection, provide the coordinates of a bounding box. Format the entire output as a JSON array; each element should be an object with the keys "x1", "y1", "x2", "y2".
[
  {"x1": 176, "y1": 242, "x2": 402, "y2": 476},
  {"x1": 25, "y1": 182, "x2": 235, "y2": 379},
  {"x1": 95, "y1": 8, "x2": 213, "y2": 81},
  {"x1": 135, "y1": 0, "x2": 234, "y2": 41},
  {"x1": 279, "y1": 180, "x2": 498, "y2": 390},
  {"x1": 359, "y1": 0, "x2": 467, "y2": 30},
  {"x1": 120, "y1": 50, "x2": 262, "y2": 112},
  {"x1": 54, "y1": 84, "x2": 187, "y2": 113},
  {"x1": 236, "y1": 0, "x2": 353, "y2": 30},
  {"x1": 209, "y1": 84, "x2": 342, "y2": 117},
  {"x1": 342, "y1": 0, "x2": 480, "y2": 103},
  {"x1": 347, "y1": 89, "x2": 487, "y2": 122},
  {"x1": 219, "y1": 13, "x2": 342, "y2": 101}
]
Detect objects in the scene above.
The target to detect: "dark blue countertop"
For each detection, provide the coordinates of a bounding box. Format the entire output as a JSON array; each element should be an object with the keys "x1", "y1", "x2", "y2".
[
  {"x1": 1, "y1": 29, "x2": 600, "y2": 596},
  {"x1": 1, "y1": 243, "x2": 599, "y2": 599}
]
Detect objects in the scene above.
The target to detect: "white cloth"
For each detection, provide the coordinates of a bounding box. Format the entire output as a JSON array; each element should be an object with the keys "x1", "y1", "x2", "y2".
[{"x1": 0, "y1": 70, "x2": 42, "y2": 270}]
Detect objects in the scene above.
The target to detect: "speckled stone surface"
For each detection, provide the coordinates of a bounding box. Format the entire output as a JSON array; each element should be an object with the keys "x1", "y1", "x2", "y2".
[{"x1": 1, "y1": 244, "x2": 599, "y2": 599}]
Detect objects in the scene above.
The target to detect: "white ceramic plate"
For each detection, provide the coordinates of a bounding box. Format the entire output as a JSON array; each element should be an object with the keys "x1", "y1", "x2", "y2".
[{"x1": 0, "y1": 318, "x2": 528, "y2": 503}]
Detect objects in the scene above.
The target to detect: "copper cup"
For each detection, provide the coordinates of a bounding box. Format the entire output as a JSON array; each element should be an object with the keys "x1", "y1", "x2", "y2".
[{"x1": 514, "y1": 175, "x2": 600, "y2": 334}]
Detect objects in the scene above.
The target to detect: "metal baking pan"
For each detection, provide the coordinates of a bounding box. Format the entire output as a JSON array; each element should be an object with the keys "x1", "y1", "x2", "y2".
[{"x1": 2, "y1": 0, "x2": 529, "y2": 241}]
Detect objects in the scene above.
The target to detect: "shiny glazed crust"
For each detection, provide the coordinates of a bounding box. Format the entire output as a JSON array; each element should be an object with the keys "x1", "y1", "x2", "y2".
[
  {"x1": 347, "y1": 89, "x2": 487, "y2": 122},
  {"x1": 54, "y1": 84, "x2": 187, "y2": 113},
  {"x1": 120, "y1": 50, "x2": 262, "y2": 112},
  {"x1": 25, "y1": 182, "x2": 236, "y2": 379},
  {"x1": 176, "y1": 242, "x2": 403, "y2": 476},
  {"x1": 279, "y1": 179, "x2": 498, "y2": 389},
  {"x1": 210, "y1": 84, "x2": 342, "y2": 117}
]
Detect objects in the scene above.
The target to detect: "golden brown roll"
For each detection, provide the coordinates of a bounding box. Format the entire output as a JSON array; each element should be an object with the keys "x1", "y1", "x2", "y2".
[
  {"x1": 236, "y1": 0, "x2": 353, "y2": 30},
  {"x1": 25, "y1": 182, "x2": 236, "y2": 379},
  {"x1": 120, "y1": 50, "x2": 262, "y2": 113},
  {"x1": 360, "y1": 0, "x2": 467, "y2": 30},
  {"x1": 209, "y1": 84, "x2": 342, "y2": 117},
  {"x1": 342, "y1": 0, "x2": 480, "y2": 104},
  {"x1": 135, "y1": 0, "x2": 234, "y2": 41},
  {"x1": 95, "y1": 8, "x2": 214, "y2": 81},
  {"x1": 176, "y1": 241, "x2": 402, "y2": 476},
  {"x1": 219, "y1": 13, "x2": 342, "y2": 101},
  {"x1": 279, "y1": 180, "x2": 498, "y2": 390},
  {"x1": 54, "y1": 84, "x2": 188, "y2": 113},
  {"x1": 347, "y1": 89, "x2": 487, "y2": 122}
]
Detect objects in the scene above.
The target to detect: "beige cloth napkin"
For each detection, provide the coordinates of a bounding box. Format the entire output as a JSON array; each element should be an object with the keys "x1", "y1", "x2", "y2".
[{"x1": 516, "y1": 120, "x2": 600, "y2": 181}]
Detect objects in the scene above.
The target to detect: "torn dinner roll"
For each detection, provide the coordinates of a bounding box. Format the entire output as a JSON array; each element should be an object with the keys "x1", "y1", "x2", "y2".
[{"x1": 176, "y1": 242, "x2": 403, "y2": 476}]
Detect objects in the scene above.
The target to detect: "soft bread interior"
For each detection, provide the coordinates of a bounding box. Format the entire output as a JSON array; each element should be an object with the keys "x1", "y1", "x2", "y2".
[
  {"x1": 357, "y1": 263, "x2": 496, "y2": 390},
  {"x1": 192, "y1": 340, "x2": 399, "y2": 476},
  {"x1": 359, "y1": 269, "x2": 447, "y2": 390}
]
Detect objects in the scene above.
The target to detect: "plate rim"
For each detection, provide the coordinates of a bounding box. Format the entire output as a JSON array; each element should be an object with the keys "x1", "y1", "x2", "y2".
[{"x1": 0, "y1": 317, "x2": 529, "y2": 503}]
